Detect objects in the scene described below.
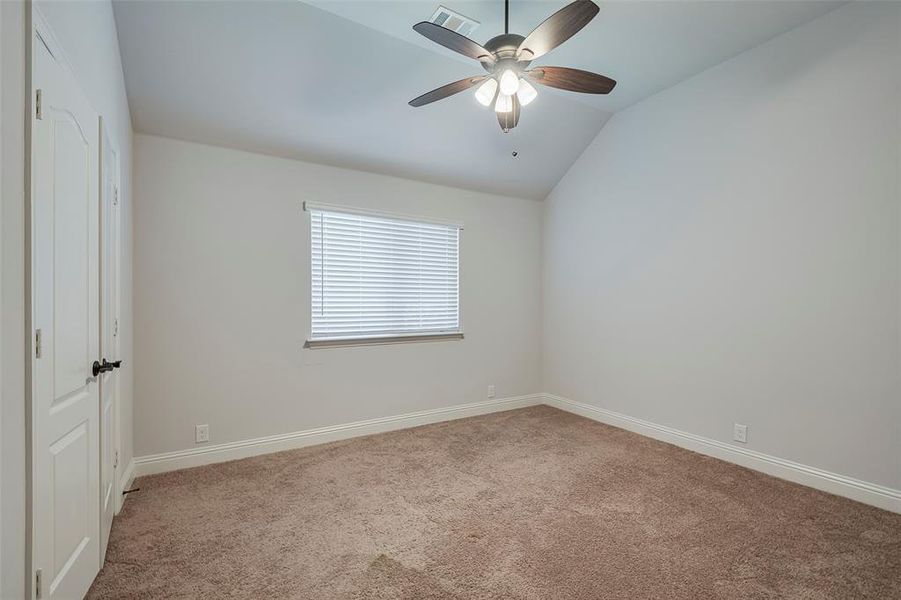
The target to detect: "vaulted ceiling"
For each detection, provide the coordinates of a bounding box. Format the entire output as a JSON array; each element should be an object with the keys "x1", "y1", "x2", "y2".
[{"x1": 112, "y1": 0, "x2": 843, "y2": 199}]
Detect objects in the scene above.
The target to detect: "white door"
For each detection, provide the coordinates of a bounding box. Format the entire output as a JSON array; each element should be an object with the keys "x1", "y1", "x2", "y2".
[
  {"x1": 99, "y1": 119, "x2": 120, "y2": 560},
  {"x1": 31, "y1": 25, "x2": 101, "y2": 600}
]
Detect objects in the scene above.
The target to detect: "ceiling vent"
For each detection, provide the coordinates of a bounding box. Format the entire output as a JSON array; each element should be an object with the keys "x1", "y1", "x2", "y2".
[{"x1": 429, "y1": 5, "x2": 479, "y2": 38}]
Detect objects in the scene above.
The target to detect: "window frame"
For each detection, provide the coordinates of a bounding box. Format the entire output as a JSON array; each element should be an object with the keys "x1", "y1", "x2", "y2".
[{"x1": 303, "y1": 201, "x2": 464, "y2": 349}]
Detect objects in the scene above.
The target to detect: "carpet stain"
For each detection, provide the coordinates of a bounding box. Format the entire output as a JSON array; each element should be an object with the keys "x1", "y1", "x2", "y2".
[{"x1": 87, "y1": 406, "x2": 901, "y2": 599}]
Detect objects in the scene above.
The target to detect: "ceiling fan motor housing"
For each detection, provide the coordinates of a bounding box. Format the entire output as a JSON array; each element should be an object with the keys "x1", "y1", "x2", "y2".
[{"x1": 483, "y1": 34, "x2": 530, "y2": 70}]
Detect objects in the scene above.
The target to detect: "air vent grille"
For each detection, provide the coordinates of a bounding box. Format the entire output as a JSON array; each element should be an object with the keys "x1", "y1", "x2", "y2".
[{"x1": 429, "y1": 5, "x2": 479, "y2": 37}]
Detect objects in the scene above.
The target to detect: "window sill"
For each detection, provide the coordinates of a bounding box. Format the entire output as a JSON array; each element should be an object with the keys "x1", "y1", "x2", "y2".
[{"x1": 304, "y1": 332, "x2": 464, "y2": 349}]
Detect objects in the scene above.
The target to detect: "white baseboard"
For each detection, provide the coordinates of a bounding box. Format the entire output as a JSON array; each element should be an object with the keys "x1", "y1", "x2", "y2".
[
  {"x1": 134, "y1": 394, "x2": 542, "y2": 477},
  {"x1": 544, "y1": 393, "x2": 901, "y2": 514},
  {"x1": 132, "y1": 392, "x2": 899, "y2": 514},
  {"x1": 116, "y1": 458, "x2": 136, "y2": 513}
]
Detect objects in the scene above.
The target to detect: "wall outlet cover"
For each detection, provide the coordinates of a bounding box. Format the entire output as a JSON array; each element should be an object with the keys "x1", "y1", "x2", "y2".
[
  {"x1": 733, "y1": 423, "x2": 748, "y2": 444},
  {"x1": 487, "y1": 385, "x2": 496, "y2": 399},
  {"x1": 195, "y1": 424, "x2": 210, "y2": 444}
]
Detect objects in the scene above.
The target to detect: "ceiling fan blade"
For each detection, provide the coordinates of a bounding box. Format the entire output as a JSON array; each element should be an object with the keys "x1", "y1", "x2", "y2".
[
  {"x1": 413, "y1": 22, "x2": 495, "y2": 65},
  {"x1": 516, "y1": 0, "x2": 599, "y2": 61},
  {"x1": 409, "y1": 76, "x2": 487, "y2": 107},
  {"x1": 497, "y1": 95, "x2": 521, "y2": 132},
  {"x1": 526, "y1": 67, "x2": 616, "y2": 94}
]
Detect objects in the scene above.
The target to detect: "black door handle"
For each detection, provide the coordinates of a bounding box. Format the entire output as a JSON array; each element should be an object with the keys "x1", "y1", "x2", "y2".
[
  {"x1": 92, "y1": 360, "x2": 115, "y2": 377},
  {"x1": 109, "y1": 360, "x2": 123, "y2": 369}
]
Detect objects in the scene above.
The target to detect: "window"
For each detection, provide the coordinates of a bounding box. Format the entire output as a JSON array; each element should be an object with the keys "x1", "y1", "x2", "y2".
[{"x1": 306, "y1": 202, "x2": 462, "y2": 347}]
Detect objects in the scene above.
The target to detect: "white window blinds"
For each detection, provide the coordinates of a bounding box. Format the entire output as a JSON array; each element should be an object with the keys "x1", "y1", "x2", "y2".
[{"x1": 309, "y1": 205, "x2": 461, "y2": 341}]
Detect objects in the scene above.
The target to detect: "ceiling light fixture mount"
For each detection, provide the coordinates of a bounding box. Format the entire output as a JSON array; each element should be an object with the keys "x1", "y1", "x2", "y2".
[{"x1": 409, "y1": 0, "x2": 617, "y2": 133}]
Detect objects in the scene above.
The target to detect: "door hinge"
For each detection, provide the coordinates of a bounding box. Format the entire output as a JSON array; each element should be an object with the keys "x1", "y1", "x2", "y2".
[
  {"x1": 35, "y1": 569, "x2": 43, "y2": 599},
  {"x1": 113, "y1": 318, "x2": 119, "y2": 337},
  {"x1": 114, "y1": 186, "x2": 119, "y2": 206},
  {"x1": 114, "y1": 450, "x2": 119, "y2": 470},
  {"x1": 35, "y1": 329, "x2": 42, "y2": 359},
  {"x1": 35, "y1": 89, "x2": 42, "y2": 120}
]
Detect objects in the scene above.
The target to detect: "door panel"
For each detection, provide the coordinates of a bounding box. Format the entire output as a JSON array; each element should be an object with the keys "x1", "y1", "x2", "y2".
[
  {"x1": 51, "y1": 422, "x2": 90, "y2": 573},
  {"x1": 51, "y1": 116, "x2": 91, "y2": 397},
  {"x1": 32, "y1": 23, "x2": 101, "y2": 600}
]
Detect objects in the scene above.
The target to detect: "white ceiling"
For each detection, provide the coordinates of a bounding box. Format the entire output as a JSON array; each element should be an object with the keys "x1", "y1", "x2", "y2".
[
  {"x1": 113, "y1": 0, "x2": 843, "y2": 200},
  {"x1": 310, "y1": 0, "x2": 845, "y2": 112}
]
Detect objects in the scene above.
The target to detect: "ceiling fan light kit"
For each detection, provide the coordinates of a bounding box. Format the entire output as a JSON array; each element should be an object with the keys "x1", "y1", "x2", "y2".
[
  {"x1": 475, "y1": 78, "x2": 498, "y2": 106},
  {"x1": 517, "y1": 79, "x2": 538, "y2": 106},
  {"x1": 499, "y1": 69, "x2": 521, "y2": 95},
  {"x1": 409, "y1": 0, "x2": 617, "y2": 133},
  {"x1": 495, "y1": 93, "x2": 514, "y2": 113}
]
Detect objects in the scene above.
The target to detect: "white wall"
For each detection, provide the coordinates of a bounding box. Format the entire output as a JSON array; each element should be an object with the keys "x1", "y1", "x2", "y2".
[
  {"x1": 133, "y1": 134, "x2": 542, "y2": 457},
  {"x1": 543, "y1": 2, "x2": 901, "y2": 490},
  {"x1": 1, "y1": 2, "x2": 26, "y2": 597},
  {"x1": 35, "y1": 0, "x2": 135, "y2": 486}
]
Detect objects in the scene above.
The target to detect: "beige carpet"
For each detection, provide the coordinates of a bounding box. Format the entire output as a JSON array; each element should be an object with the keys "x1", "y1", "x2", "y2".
[{"x1": 88, "y1": 406, "x2": 901, "y2": 599}]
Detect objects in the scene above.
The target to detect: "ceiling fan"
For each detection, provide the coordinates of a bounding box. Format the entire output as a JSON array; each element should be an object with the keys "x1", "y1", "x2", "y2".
[{"x1": 408, "y1": 0, "x2": 616, "y2": 132}]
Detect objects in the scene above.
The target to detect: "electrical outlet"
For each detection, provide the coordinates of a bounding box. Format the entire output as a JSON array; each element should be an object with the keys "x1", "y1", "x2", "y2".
[
  {"x1": 195, "y1": 424, "x2": 210, "y2": 444},
  {"x1": 487, "y1": 385, "x2": 495, "y2": 399},
  {"x1": 733, "y1": 423, "x2": 748, "y2": 444}
]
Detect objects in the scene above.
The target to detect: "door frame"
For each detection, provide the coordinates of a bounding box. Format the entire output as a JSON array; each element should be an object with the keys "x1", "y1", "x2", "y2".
[{"x1": 24, "y1": 6, "x2": 39, "y2": 600}]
